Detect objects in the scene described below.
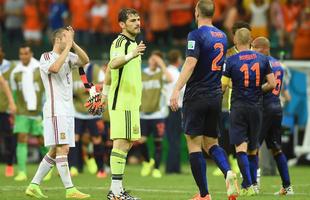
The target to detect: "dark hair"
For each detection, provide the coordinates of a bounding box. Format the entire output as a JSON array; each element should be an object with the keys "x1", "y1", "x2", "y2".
[
  {"x1": 118, "y1": 8, "x2": 139, "y2": 22},
  {"x1": 232, "y1": 21, "x2": 251, "y2": 35},
  {"x1": 51, "y1": 27, "x2": 67, "y2": 44},
  {"x1": 168, "y1": 49, "x2": 182, "y2": 64},
  {"x1": 19, "y1": 44, "x2": 32, "y2": 51},
  {"x1": 197, "y1": 0, "x2": 214, "y2": 18},
  {"x1": 151, "y1": 50, "x2": 164, "y2": 59}
]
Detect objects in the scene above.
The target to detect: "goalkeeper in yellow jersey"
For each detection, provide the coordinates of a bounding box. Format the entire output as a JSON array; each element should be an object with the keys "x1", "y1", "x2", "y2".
[{"x1": 94, "y1": 8, "x2": 146, "y2": 200}]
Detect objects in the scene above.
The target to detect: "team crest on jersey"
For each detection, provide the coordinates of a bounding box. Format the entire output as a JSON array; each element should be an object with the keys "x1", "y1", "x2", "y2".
[
  {"x1": 60, "y1": 132, "x2": 66, "y2": 140},
  {"x1": 188, "y1": 40, "x2": 195, "y2": 50},
  {"x1": 133, "y1": 125, "x2": 140, "y2": 134}
]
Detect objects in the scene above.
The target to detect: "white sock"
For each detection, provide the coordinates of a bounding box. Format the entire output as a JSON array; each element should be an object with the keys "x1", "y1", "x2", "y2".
[
  {"x1": 110, "y1": 179, "x2": 123, "y2": 195},
  {"x1": 56, "y1": 155, "x2": 74, "y2": 188},
  {"x1": 31, "y1": 154, "x2": 55, "y2": 185}
]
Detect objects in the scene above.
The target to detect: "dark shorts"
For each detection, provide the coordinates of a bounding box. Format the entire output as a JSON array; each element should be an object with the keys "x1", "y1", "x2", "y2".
[
  {"x1": 172, "y1": 23, "x2": 192, "y2": 40},
  {"x1": 74, "y1": 118, "x2": 104, "y2": 136},
  {"x1": 182, "y1": 96, "x2": 221, "y2": 137},
  {"x1": 229, "y1": 105, "x2": 262, "y2": 150},
  {"x1": 0, "y1": 112, "x2": 13, "y2": 133},
  {"x1": 141, "y1": 119, "x2": 165, "y2": 138},
  {"x1": 259, "y1": 103, "x2": 282, "y2": 150}
]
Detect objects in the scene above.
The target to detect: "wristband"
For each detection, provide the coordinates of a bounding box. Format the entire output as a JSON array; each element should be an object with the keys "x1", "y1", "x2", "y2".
[
  {"x1": 124, "y1": 52, "x2": 134, "y2": 62},
  {"x1": 102, "y1": 85, "x2": 110, "y2": 96}
]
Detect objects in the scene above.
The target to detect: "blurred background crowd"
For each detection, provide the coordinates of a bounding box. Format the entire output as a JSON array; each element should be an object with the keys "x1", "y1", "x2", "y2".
[
  {"x1": 0, "y1": 0, "x2": 310, "y2": 181},
  {"x1": 0, "y1": 0, "x2": 309, "y2": 60}
]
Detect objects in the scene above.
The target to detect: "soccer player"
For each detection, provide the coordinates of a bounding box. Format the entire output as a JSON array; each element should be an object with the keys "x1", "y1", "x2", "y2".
[
  {"x1": 0, "y1": 47, "x2": 17, "y2": 177},
  {"x1": 213, "y1": 21, "x2": 252, "y2": 177},
  {"x1": 170, "y1": 1, "x2": 239, "y2": 199},
  {"x1": 25, "y1": 26, "x2": 90, "y2": 198},
  {"x1": 70, "y1": 63, "x2": 106, "y2": 178},
  {"x1": 139, "y1": 50, "x2": 172, "y2": 178},
  {"x1": 101, "y1": 8, "x2": 146, "y2": 200},
  {"x1": 222, "y1": 28, "x2": 276, "y2": 196},
  {"x1": 252, "y1": 37, "x2": 294, "y2": 195},
  {"x1": 10, "y1": 45, "x2": 47, "y2": 181}
]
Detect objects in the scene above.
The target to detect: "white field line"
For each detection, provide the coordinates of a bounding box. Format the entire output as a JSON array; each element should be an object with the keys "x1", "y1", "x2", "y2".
[{"x1": 0, "y1": 186, "x2": 309, "y2": 196}]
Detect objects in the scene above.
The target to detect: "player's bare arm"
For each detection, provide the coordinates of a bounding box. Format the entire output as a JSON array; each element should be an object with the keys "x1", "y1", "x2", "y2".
[
  {"x1": 153, "y1": 54, "x2": 173, "y2": 83},
  {"x1": 262, "y1": 73, "x2": 276, "y2": 92},
  {"x1": 170, "y1": 56, "x2": 197, "y2": 112},
  {"x1": 108, "y1": 41, "x2": 146, "y2": 69},
  {"x1": 0, "y1": 75, "x2": 16, "y2": 113},
  {"x1": 49, "y1": 31, "x2": 73, "y2": 73}
]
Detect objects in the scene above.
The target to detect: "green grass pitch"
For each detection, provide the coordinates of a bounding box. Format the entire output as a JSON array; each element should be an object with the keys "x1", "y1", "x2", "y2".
[{"x1": 0, "y1": 164, "x2": 309, "y2": 200}]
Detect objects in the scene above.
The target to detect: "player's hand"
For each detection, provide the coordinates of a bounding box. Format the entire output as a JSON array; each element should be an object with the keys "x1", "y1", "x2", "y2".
[
  {"x1": 66, "y1": 26, "x2": 75, "y2": 39},
  {"x1": 170, "y1": 89, "x2": 180, "y2": 112},
  {"x1": 153, "y1": 55, "x2": 166, "y2": 68},
  {"x1": 8, "y1": 102, "x2": 16, "y2": 114},
  {"x1": 84, "y1": 92, "x2": 105, "y2": 116},
  {"x1": 132, "y1": 41, "x2": 146, "y2": 57}
]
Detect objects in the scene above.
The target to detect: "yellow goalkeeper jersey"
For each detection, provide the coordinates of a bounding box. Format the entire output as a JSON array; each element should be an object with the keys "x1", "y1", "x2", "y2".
[{"x1": 108, "y1": 34, "x2": 142, "y2": 111}]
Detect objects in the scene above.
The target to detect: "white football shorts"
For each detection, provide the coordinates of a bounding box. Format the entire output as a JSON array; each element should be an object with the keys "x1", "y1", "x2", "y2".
[{"x1": 43, "y1": 116, "x2": 75, "y2": 147}]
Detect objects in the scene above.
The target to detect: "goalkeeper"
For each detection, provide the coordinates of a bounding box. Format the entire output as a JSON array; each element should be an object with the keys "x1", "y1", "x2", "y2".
[{"x1": 90, "y1": 8, "x2": 146, "y2": 200}]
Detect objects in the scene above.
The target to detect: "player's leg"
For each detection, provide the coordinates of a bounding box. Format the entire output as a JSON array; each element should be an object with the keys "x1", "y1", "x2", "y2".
[
  {"x1": 139, "y1": 119, "x2": 153, "y2": 177},
  {"x1": 68, "y1": 118, "x2": 83, "y2": 176},
  {"x1": 88, "y1": 118, "x2": 106, "y2": 178},
  {"x1": 183, "y1": 100, "x2": 210, "y2": 199},
  {"x1": 267, "y1": 111, "x2": 293, "y2": 195},
  {"x1": 186, "y1": 135, "x2": 210, "y2": 199},
  {"x1": 151, "y1": 119, "x2": 165, "y2": 178},
  {"x1": 230, "y1": 107, "x2": 254, "y2": 196},
  {"x1": 247, "y1": 107, "x2": 262, "y2": 192},
  {"x1": 26, "y1": 147, "x2": 56, "y2": 198},
  {"x1": 31, "y1": 116, "x2": 52, "y2": 181},
  {"x1": 0, "y1": 113, "x2": 16, "y2": 177},
  {"x1": 165, "y1": 108, "x2": 182, "y2": 174},
  {"x1": 14, "y1": 115, "x2": 30, "y2": 181},
  {"x1": 108, "y1": 110, "x2": 141, "y2": 199}
]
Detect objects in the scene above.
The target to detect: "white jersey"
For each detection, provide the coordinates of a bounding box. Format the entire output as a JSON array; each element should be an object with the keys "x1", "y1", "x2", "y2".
[
  {"x1": 39, "y1": 51, "x2": 79, "y2": 118},
  {"x1": 165, "y1": 65, "x2": 184, "y2": 107}
]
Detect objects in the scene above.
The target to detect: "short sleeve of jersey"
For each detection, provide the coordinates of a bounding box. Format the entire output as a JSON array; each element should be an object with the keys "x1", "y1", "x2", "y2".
[
  {"x1": 185, "y1": 31, "x2": 200, "y2": 59},
  {"x1": 110, "y1": 39, "x2": 126, "y2": 60},
  {"x1": 222, "y1": 59, "x2": 232, "y2": 78},
  {"x1": 68, "y1": 52, "x2": 79, "y2": 68},
  {"x1": 265, "y1": 58, "x2": 273, "y2": 75},
  {"x1": 39, "y1": 53, "x2": 55, "y2": 74}
]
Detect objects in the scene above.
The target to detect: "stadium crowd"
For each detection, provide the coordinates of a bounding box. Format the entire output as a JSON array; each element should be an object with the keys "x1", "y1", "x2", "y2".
[{"x1": 0, "y1": 0, "x2": 310, "y2": 59}]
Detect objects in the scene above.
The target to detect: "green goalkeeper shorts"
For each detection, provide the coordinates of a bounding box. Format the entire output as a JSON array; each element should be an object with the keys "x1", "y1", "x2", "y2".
[
  {"x1": 109, "y1": 110, "x2": 141, "y2": 141},
  {"x1": 13, "y1": 115, "x2": 43, "y2": 136}
]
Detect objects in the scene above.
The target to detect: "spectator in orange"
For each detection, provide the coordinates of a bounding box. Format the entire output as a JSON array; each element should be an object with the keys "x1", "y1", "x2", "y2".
[
  {"x1": 106, "y1": 0, "x2": 131, "y2": 44},
  {"x1": 249, "y1": 0, "x2": 269, "y2": 39},
  {"x1": 90, "y1": 0, "x2": 108, "y2": 45},
  {"x1": 168, "y1": 0, "x2": 194, "y2": 46},
  {"x1": 293, "y1": 4, "x2": 310, "y2": 59},
  {"x1": 149, "y1": 0, "x2": 170, "y2": 46},
  {"x1": 69, "y1": 0, "x2": 94, "y2": 45},
  {"x1": 281, "y1": 0, "x2": 302, "y2": 51},
  {"x1": 4, "y1": 0, "x2": 24, "y2": 44},
  {"x1": 223, "y1": 0, "x2": 250, "y2": 43},
  {"x1": 131, "y1": 0, "x2": 149, "y2": 41},
  {"x1": 23, "y1": 0, "x2": 43, "y2": 45},
  {"x1": 213, "y1": 0, "x2": 230, "y2": 29}
]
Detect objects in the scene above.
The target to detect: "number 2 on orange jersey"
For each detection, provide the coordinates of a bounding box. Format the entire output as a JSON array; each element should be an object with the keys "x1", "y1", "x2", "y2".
[{"x1": 211, "y1": 43, "x2": 224, "y2": 71}]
